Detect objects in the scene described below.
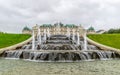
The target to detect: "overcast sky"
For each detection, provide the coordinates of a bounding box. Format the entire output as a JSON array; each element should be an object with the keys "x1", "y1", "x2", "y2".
[{"x1": 0, "y1": 0, "x2": 120, "y2": 33}]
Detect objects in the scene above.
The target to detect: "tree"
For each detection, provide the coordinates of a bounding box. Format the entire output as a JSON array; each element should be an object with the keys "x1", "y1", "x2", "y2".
[{"x1": 105, "y1": 28, "x2": 120, "y2": 34}]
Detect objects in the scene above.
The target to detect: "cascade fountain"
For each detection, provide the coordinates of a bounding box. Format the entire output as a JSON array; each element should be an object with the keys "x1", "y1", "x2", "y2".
[
  {"x1": 47, "y1": 28, "x2": 50, "y2": 38},
  {"x1": 77, "y1": 32, "x2": 80, "y2": 46},
  {"x1": 43, "y1": 29, "x2": 47, "y2": 41},
  {"x1": 32, "y1": 30, "x2": 35, "y2": 50},
  {"x1": 72, "y1": 29, "x2": 75, "y2": 41},
  {"x1": 84, "y1": 32, "x2": 87, "y2": 50},
  {"x1": 1, "y1": 25, "x2": 120, "y2": 62},
  {"x1": 67, "y1": 27, "x2": 70, "y2": 38},
  {"x1": 38, "y1": 28, "x2": 41, "y2": 45}
]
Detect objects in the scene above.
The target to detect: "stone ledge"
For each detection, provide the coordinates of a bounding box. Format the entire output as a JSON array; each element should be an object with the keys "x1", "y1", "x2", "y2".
[
  {"x1": 87, "y1": 37, "x2": 120, "y2": 53},
  {"x1": 5, "y1": 49, "x2": 117, "y2": 53},
  {"x1": 0, "y1": 37, "x2": 32, "y2": 54}
]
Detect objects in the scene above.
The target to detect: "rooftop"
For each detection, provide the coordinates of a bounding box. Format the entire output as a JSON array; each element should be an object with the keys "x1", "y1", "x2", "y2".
[
  {"x1": 88, "y1": 26, "x2": 95, "y2": 31},
  {"x1": 22, "y1": 26, "x2": 31, "y2": 31}
]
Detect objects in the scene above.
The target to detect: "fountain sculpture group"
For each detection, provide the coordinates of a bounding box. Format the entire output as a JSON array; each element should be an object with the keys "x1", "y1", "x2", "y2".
[{"x1": 1, "y1": 24, "x2": 120, "y2": 62}]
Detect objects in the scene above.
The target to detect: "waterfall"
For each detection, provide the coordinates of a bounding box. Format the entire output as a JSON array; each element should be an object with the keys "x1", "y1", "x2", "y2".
[
  {"x1": 38, "y1": 28, "x2": 41, "y2": 45},
  {"x1": 47, "y1": 28, "x2": 50, "y2": 37},
  {"x1": 72, "y1": 29, "x2": 75, "y2": 41},
  {"x1": 32, "y1": 31, "x2": 35, "y2": 50},
  {"x1": 44, "y1": 29, "x2": 46, "y2": 41},
  {"x1": 2, "y1": 32, "x2": 120, "y2": 62},
  {"x1": 83, "y1": 32, "x2": 87, "y2": 50},
  {"x1": 2, "y1": 24, "x2": 120, "y2": 62},
  {"x1": 3, "y1": 50, "x2": 120, "y2": 62},
  {"x1": 77, "y1": 32, "x2": 80, "y2": 45},
  {"x1": 67, "y1": 27, "x2": 70, "y2": 38}
]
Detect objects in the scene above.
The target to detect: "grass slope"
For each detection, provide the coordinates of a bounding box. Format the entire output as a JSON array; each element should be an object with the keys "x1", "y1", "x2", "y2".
[
  {"x1": 88, "y1": 34, "x2": 120, "y2": 49},
  {"x1": 0, "y1": 33, "x2": 31, "y2": 48}
]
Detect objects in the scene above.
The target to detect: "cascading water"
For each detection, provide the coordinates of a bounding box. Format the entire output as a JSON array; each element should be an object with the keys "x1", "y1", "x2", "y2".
[
  {"x1": 43, "y1": 29, "x2": 47, "y2": 43},
  {"x1": 1, "y1": 28, "x2": 120, "y2": 62},
  {"x1": 67, "y1": 27, "x2": 70, "y2": 38},
  {"x1": 32, "y1": 31, "x2": 35, "y2": 50},
  {"x1": 37, "y1": 28, "x2": 41, "y2": 45},
  {"x1": 47, "y1": 28, "x2": 50, "y2": 38},
  {"x1": 77, "y1": 32, "x2": 80, "y2": 46},
  {"x1": 72, "y1": 29, "x2": 75, "y2": 44},
  {"x1": 83, "y1": 32, "x2": 87, "y2": 50},
  {"x1": 2, "y1": 50, "x2": 120, "y2": 62}
]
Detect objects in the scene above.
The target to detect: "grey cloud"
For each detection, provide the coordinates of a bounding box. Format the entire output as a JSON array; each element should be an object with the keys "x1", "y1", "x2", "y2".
[{"x1": 0, "y1": 0, "x2": 120, "y2": 33}]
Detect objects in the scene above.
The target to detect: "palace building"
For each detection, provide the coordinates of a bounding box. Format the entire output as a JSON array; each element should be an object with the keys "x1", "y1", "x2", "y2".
[
  {"x1": 22, "y1": 26, "x2": 32, "y2": 34},
  {"x1": 22, "y1": 22, "x2": 97, "y2": 35},
  {"x1": 32, "y1": 23, "x2": 86, "y2": 36}
]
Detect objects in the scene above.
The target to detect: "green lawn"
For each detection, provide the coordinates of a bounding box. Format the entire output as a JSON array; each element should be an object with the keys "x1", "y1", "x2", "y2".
[
  {"x1": 0, "y1": 33, "x2": 31, "y2": 48},
  {"x1": 88, "y1": 34, "x2": 120, "y2": 49}
]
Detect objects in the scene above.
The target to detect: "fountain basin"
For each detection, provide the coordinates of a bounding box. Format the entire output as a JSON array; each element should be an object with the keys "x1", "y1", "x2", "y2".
[{"x1": 1, "y1": 50, "x2": 120, "y2": 62}]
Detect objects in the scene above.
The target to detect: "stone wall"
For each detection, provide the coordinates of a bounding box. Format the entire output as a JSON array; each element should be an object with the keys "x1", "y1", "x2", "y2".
[{"x1": 0, "y1": 37, "x2": 32, "y2": 54}]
